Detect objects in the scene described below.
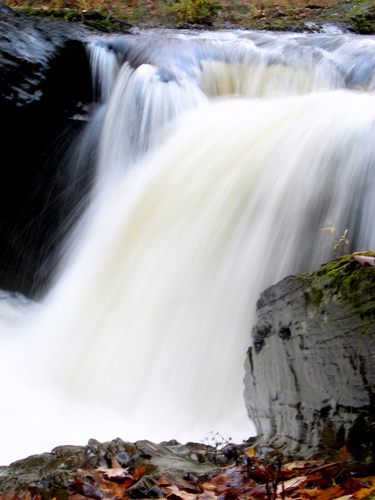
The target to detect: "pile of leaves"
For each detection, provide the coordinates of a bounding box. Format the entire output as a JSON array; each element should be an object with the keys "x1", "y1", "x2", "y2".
[{"x1": 1, "y1": 447, "x2": 375, "y2": 500}]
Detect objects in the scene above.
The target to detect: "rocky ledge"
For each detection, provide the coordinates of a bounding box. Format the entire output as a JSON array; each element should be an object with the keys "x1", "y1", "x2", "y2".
[
  {"x1": 2, "y1": 436, "x2": 375, "y2": 500},
  {"x1": 0, "y1": 3, "x2": 101, "y2": 298},
  {"x1": 0, "y1": 438, "x2": 250, "y2": 498},
  {"x1": 244, "y1": 253, "x2": 375, "y2": 461}
]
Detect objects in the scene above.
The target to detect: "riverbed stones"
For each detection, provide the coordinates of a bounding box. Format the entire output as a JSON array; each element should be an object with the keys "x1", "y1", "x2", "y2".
[{"x1": 0, "y1": 438, "x2": 243, "y2": 496}]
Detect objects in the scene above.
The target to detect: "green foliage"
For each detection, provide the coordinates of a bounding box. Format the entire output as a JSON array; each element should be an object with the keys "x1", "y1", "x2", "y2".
[
  {"x1": 350, "y1": 6, "x2": 375, "y2": 34},
  {"x1": 11, "y1": 0, "x2": 375, "y2": 33},
  {"x1": 173, "y1": 0, "x2": 220, "y2": 25}
]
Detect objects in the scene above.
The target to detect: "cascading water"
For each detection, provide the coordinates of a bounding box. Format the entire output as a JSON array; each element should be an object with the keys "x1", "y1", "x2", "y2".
[{"x1": 2, "y1": 29, "x2": 375, "y2": 465}]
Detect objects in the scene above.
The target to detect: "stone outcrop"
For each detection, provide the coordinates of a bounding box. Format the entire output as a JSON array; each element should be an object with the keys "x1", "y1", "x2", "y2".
[
  {"x1": 244, "y1": 254, "x2": 375, "y2": 461},
  {"x1": 0, "y1": 438, "x2": 244, "y2": 497},
  {"x1": 0, "y1": 4, "x2": 99, "y2": 298}
]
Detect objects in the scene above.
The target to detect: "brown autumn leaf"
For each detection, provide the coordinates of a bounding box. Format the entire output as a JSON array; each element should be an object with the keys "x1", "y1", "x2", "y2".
[
  {"x1": 0, "y1": 491, "x2": 20, "y2": 500},
  {"x1": 166, "y1": 491, "x2": 201, "y2": 500},
  {"x1": 67, "y1": 495, "x2": 92, "y2": 500},
  {"x1": 339, "y1": 446, "x2": 349, "y2": 463},
  {"x1": 217, "y1": 484, "x2": 264, "y2": 500},
  {"x1": 0, "y1": 491, "x2": 31, "y2": 500},
  {"x1": 98, "y1": 479, "x2": 129, "y2": 499},
  {"x1": 332, "y1": 496, "x2": 354, "y2": 500},
  {"x1": 157, "y1": 472, "x2": 203, "y2": 493},
  {"x1": 351, "y1": 477, "x2": 375, "y2": 498},
  {"x1": 74, "y1": 466, "x2": 135, "y2": 499},
  {"x1": 208, "y1": 465, "x2": 249, "y2": 487},
  {"x1": 96, "y1": 466, "x2": 133, "y2": 481},
  {"x1": 199, "y1": 492, "x2": 218, "y2": 500},
  {"x1": 133, "y1": 466, "x2": 146, "y2": 481},
  {"x1": 244, "y1": 447, "x2": 256, "y2": 457},
  {"x1": 201, "y1": 482, "x2": 216, "y2": 492},
  {"x1": 283, "y1": 460, "x2": 324, "y2": 472},
  {"x1": 340, "y1": 475, "x2": 363, "y2": 494},
  {"x1": 158, "y1": 484, "x2": 179, "y2": 497},
  {"x1": 300, "y1": 485, "x2": 347, "y2": 499},
  {"x1": 276, "y1": 475, "x2": 309, "y2": 494}
]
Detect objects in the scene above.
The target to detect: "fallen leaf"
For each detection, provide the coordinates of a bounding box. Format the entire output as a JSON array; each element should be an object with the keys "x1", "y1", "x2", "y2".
[
  {"x1": 300, "y1": 485, "x2": 347, "y2": 500},
  {"x1": 199, "y1": 492, "x2": 218, "y2": 500},
  {"x1": 166, "y1": 492, "x2": 199, "y2": 500},
  {"x1": 276, "y1": 475, "x2": 308, "y2": 494},
  {"x1": 157, "y1": 472, "x2": 203, "y2": 493},
  {"x1": 217, "y1": 485, "x2": 259, "y2": 500},
  {"x1": 67, "y1": 495, "x2": 90, "y2": 500},
  {"x1": 96, "y1": 467, "x2": 133, "y2": 480},
  {"x1": 306, "y1": 461, "x2": 340, "y2": 475},
  {"x1": 339, "y1": 446, "x2": 349, "y2": 463},
  {"x1": 353, "y1": 255, "x2": 375, "y2": 267},
  {"x1": 0, "y1": 491, "x2": 21, "y2": 500},
  {"x1": 133, "y1": 466, "x2": 146, "y2": 481},
  {"x1": 201, "y1": 483, "x2": 216, "y2": 492},
  {"x1": 283, "y1": 460, "x2": 324, "y2": 472},
  {"x1": 245, "y1": 448, "x2": 256, "y2": 457},
  {"x1": 352, "y1": 477, "x2": 375, "y2": 498}
]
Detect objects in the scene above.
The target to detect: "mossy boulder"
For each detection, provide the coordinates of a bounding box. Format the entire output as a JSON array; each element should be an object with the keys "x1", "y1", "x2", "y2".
[{"x1": 244, "y1": 254, "x2": 375, "y2": 461}]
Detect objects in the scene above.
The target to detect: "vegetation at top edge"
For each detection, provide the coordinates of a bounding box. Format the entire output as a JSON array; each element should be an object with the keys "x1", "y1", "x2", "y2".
[
  {"x1": 5, "y1": 0, "x2": 375, "y2": 32},
  {"x1": 298, "y1": 253, "x2": 375, "y2": 317},
  {"x1": 297, "y1": 222, "x2": 375, "y2": 314},
  {"x1": 174, "y1": 0, "x2": 220, "y2": 25}
]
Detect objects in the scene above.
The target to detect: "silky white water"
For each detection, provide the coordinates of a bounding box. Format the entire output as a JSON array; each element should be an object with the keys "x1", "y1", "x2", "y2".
[{"x1": 2, "y1": 29, "x2": 375, "y2": 465}]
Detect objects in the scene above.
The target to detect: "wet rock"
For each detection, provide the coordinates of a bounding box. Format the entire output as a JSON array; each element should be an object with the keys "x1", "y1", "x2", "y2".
[
  {"x1": 244, "y1": 254, "x2": 375, "y2": 460},
  {"x1": 0, "y1": 3, "x2": 96, "y2": 298},
  {"x1": 0, "y1": 438, "x2": 232, "y2": 495}
]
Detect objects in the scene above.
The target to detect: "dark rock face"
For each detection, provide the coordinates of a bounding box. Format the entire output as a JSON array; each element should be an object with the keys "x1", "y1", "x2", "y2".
[
  {"x1": 0, "y1": 4, "x2": 96, "y2": 298},
  {"x1": 244, "y1": 255, "x2": 375, "y2": 460}
]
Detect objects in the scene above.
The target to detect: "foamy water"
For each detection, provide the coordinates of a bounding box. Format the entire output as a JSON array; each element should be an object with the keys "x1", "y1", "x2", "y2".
[{"x1": 1, "y1": 29, "x2": 375, "y2": 465}]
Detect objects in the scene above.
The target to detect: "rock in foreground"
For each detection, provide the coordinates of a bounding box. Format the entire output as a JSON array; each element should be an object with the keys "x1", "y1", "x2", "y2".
[
  {"x1": 1, "y1": 437, "x2": 375, "y2": 499},
  {"x1": 244, "y1": 254, "x2": 375, "y2": 461}
]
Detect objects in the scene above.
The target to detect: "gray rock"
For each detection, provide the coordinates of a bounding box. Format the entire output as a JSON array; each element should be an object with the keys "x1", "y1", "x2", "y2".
[
  {"x1": 0, "y1": 2, "x2": 90, "y2": 108},
  {"x1": 0, "y1": 437, "x2": 236, "y2": 496},
  {"x1": 244, "y1": 255, "x2": 375, "y2": 460}
]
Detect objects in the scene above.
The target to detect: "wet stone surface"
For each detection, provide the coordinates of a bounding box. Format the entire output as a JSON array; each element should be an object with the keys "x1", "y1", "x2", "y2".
[
  {"x1": 0, "y1": 438, "x2": 251, "y2": 496},
  {"x1": 244, "y1": 254, "x2": 375, "y2": 461},
  {"x1": 0, "y1": 3, "x2": 98, "y2": 298}
]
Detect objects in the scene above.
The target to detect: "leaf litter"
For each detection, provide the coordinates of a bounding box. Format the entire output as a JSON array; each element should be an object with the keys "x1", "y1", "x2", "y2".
[{"x1": 1, "y1": 447, "x2": 375, "y2": 500}]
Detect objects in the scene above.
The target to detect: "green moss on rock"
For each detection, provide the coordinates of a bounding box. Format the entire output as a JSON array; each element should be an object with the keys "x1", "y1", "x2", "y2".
[
  {"x1": 14, "y1": 7, "x2": 133, "y2": 32},
  {"x1": 349, "y1": 0, "x2": 375, "y2": 33},
  {"x1": 298, "y1": 253, "x2": 375, "y2": 319},
  {"x1": 310, "y1": 286, "x2": 324, "y2": 307}
]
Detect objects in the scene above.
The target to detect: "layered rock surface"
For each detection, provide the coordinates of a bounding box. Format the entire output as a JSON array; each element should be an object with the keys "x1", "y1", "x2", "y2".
[{"x1": 244, "y1": 254, "x2": 375, "y2": 460}]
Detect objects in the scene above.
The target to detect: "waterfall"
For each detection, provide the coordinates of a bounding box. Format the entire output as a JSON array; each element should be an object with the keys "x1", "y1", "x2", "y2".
[{"x1": 2, "y1": 29, "x2": 375, "y2": 465}]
